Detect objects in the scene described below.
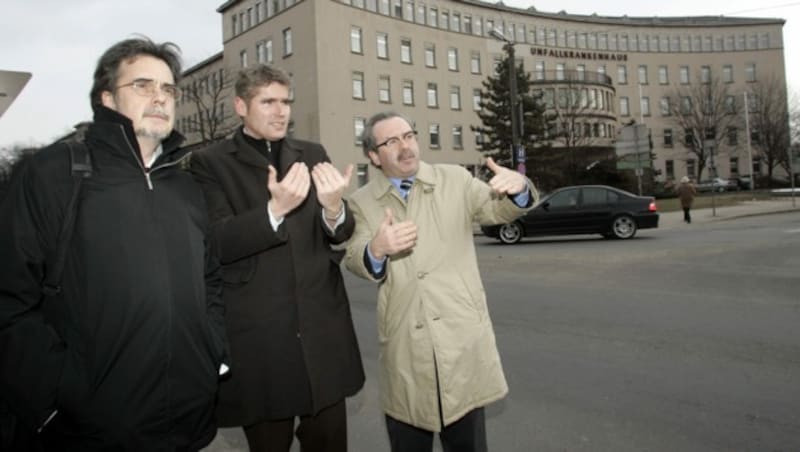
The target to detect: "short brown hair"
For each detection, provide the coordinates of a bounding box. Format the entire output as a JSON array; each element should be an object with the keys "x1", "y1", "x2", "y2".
[{"x1": 235, "y1": 64, "x2": 292, "y2": 102}]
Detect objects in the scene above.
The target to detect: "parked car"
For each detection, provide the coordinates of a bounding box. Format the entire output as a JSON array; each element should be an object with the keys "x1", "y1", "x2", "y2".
[
  {"x1": 730, "y1": 175, "x2": 753, "y2": 190},
  {"x1": 481, "y1": 185, "x2": 659, "y2": 244},
  {"x1": 696, "y1": 177, "x2": 738, "y2": 192}
]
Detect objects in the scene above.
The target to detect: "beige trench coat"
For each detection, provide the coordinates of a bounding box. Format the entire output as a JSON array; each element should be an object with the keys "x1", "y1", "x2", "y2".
[{"x1": 344, "y1": 162, "x2": 537, "y2": 431}]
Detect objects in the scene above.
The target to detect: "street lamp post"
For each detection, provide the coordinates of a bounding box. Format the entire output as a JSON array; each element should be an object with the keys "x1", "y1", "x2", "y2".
[{"x1": 489, "y1": 28, "x2": 524, "y2": 174}]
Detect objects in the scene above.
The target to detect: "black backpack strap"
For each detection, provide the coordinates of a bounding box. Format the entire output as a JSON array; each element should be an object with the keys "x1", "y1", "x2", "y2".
[{"x1": 41, "y1": 142, "x2": 92, "y2": 297}]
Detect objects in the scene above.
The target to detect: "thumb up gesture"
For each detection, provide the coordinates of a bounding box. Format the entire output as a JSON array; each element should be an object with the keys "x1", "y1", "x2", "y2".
[
  {"x1": 486, "y1": 157, "x2": 527, "y2": 195},
  {"x1": 368, "y1": 208, "x2": 418, "y2": 259}
]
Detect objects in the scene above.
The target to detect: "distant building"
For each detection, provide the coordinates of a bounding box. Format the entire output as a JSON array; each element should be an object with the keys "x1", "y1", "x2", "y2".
[{"x1": 175, "y1": 0, "x2": 787, "y2": 186}]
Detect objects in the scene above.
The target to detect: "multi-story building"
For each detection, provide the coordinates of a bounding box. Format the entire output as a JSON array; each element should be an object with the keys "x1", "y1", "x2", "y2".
[{"x1": 176, "y1": 0, "x2": 787, "y2": 188}]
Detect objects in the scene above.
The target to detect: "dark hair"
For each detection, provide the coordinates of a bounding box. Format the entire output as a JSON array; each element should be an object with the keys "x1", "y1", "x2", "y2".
[
  {"x1": 360, "y1": 111, "x2": 415, "y2": 158},
  {"x1": 235, "y1": 64, "x2": 292, "y2": 102},
  {"x1": 90, "y1": 37, "x2": 182, "y2": 113}
]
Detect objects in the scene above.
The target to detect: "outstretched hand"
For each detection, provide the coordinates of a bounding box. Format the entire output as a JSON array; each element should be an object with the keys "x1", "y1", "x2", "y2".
[
  {"x1": 368, "y1": 208, "x2": 417, "y2": 259},
  {"x1": 267, "y1": 162, "x2": 311, "y2": 218},
  {"x1": 311, "y1": 162, "x2": 353, "y2": 216},
  {"x1": 486, "y1": 157, "x2": 527, "y2": 195}
]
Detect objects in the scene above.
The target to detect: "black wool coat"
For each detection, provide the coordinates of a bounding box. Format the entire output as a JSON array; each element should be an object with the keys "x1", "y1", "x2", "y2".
[{"x1": 190, "y1": 128, "x2": 364, "y2": 426}]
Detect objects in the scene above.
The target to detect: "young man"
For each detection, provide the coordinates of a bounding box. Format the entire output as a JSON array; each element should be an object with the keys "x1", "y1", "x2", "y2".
[
  {"x1": 0, "y1": 37, "x2": 228, "y2": 450},
  {"x1": 190, "y1": 64, "x2": 364, "y2": 452},
  {"x1": 344, "y1": 111, "x2": 538, "y2": 452}
]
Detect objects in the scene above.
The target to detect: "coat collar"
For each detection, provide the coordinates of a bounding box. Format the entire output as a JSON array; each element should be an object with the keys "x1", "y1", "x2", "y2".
[
  {"x1": 230, "y1": 127, "x2": 302, "y2": 174},
  {"x1": 370, "y1": 161, "x2": 436, "y2": 200}
]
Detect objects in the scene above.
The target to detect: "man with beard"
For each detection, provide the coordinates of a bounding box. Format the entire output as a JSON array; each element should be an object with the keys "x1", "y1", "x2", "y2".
[
  {"x1": 190, "y1": 64, "x2": 364, "y2": 452},
  {"x1": 0, "y1": 37, "x2": 228, "y2": 450},
  {"x1": 344, "y1": 111, "x2": 537, "y2": 452}
]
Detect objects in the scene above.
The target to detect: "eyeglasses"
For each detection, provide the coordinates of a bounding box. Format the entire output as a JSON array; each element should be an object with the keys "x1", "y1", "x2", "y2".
[
  {"x1": 115, "y1": 78, "x2": 181, "y2": 99},
  {"x1": 375, "y1": 130, "x2": 418, "y2": 150}
]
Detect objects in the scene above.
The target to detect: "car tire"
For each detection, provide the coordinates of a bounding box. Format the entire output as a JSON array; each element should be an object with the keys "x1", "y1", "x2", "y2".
[
  {"x1": 610, "y1": 215, "x2": 637, "y2": 239},
  {"x1": 498, "y1": 222, "x2": 523, "y2": 244}
]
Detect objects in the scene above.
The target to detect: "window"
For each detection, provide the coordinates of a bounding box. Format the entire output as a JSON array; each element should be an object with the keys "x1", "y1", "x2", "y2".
[
  {"x1": 638, "y1": 65, "x2": 648, "y2": 85},
  {"x1": 730, "y1": 157, "x2": 739, "y2": 176},
  {"x1": 357, "y1": 164, "x2": 369, "y2": 187},
  {"x1": 680, "y1": 66, "x2": 690, "y2": 84},
  {"x1": 641, "y1": 97, "x2": 650, "y2": 116},
  {"x1": 535, "y1": 61, "x2": 545, "y2": 80},
  {"x1": 351, "y1": 26, "x2": 363, "y2": 53},
  {"x1": 447, "y1": 48, "x2": 458, "y2": 71},
  {"x1": 283, "y1": 28, "x2": 293, "y2": 56},
  {"x1": 745, "y1": 63, "x2": 756, "y2": 82},
  {"x1": 681, "y1": 96, "x2": 692, "y2": 115},
  {"x1": 665, "y1": 159, "x2": 674, "y2": 178},
  {"x1": 377, "y1": 32, "x2": 389, "y2": 59},
  {"x1": 687, "y1": 159, "x2": 696, "y2": 179},
  {"x1": 452, "y1": 126, "x2": 463, "y2": 149},
  {"x1": 660, "y1": 97, "x2": 670, "y2": 116},
  {"x1": 723, "y1": 65, "x2": 733, "y2": 83},
  {"x1": 378, "y1": 75, "x2": 391, "y2": 103},
  {"x1": 354, "y1": 117, "x2": 365, "y2": 145},
  {"x1": 619, "y1": 97, "x2": 630, "y2": 116},
  {"x1": 352, "y1": 72, "x2": 365, "y2": 99},
  {"x1": 470, "y1": 51, "x2": 481, "y2": 74},
  {"x1": 684, "y1": 128, "x2": 695, "y2": 147},
  {"x1": 472, "y1": 88, "x2": 481, "y2": 110},
  {"x1": 617, "y1": 65, "x2": 627, "y2": 84},
  {"x1": 658, "y1": 66, "x2": 668, "y2": 84},
  {"x1": 425, "y1": 43, "x2": 435, "y2": 67},
  {"x1": 727, "y1": 126, "x2": 738, "y2": 145},
  {"x1": 576, "y1": 64, "x2": 585, "y2": 81},
  {"x1": 701, "y1": 66, "x2": 711, "y2": 84},
  {"x1": 449, "y1": 86, "x2": 461, "y2": 110},
  {"x1": 400, "y1": 39, "x2": 412, "y2": 64},
  {"x1": 402, "y1": 80, "x2": 414, "y2": 105},
  {"x1": 393, "y1": 0, "x2": 402, "y2": 17},
  {"x1": 556, "y1": 63, "x2": 565, "y2": 80},
  {"x1": 724, "y1": 95, "x2": 736, "y2": 114},
  {"x1": 256, "y1": 40, "x2": 273, "y2": 63},
  {"x1": 751, "y1": 127, "x2": 760, "y2": 144},
  {"x1": 429, "y1": 7, "x2": 437, "y2": 27},
  {"x1": 240, "y1": 49, "x2": 248, "y2": 67},
  {"x1": 664, "y1": 129, "x2": 673, "y2": 146},
  {"x1": 429, "y1": 123, "x2": 440, "y2": 147},
  {"x1": 232, "y1": 14, "x2": 239, "y2": 36},
  {"x1": 427, "y1": 83, "x2": 438, "y2": 107}
]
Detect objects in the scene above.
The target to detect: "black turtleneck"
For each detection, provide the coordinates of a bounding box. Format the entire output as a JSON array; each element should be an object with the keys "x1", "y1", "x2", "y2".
[{"x1": 242, "y1": 131, "x2": 282, "y2": 172}]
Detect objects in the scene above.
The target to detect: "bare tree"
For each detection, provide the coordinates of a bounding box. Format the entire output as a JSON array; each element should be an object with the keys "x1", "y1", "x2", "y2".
[
  {"x1": 182, "y1": 67, "x2": 238, "y2": 143},
  {"x1": 667, "y1": 75, "x2": 741, "y2": 180},
  {"x1": 747, "y1": 76, "x2": 791, "y2": 184}
]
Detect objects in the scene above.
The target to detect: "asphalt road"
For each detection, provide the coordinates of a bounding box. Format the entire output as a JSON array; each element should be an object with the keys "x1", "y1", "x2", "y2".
[{"x1": 205, "y1": 210, "x2": 800, "y2": 452}]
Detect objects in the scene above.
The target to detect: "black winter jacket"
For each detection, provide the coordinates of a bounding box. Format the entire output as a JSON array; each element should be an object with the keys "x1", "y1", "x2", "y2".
[{"x1": 0, "y1": 107, "x2": 228, "y2": 451}]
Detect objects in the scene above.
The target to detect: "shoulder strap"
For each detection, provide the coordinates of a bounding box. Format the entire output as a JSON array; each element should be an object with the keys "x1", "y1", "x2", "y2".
[{"x1": 41, "y1": 142, "x2": 92, "y2": 297}]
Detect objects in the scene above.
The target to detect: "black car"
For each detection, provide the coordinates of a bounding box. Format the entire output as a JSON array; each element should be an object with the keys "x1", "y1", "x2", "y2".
[{"x1": 482, "y1": 185, "x2": 659, "y2": 244}]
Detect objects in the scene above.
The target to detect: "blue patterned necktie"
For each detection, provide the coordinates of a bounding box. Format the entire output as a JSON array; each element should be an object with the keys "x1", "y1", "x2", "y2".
[{"x1": 399, "y1": 179, "x2": 413, "y2": 199}]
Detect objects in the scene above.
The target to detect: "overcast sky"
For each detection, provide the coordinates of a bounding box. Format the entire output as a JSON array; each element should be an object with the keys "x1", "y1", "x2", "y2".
[{"x1": 1, "y1": 0, "x2": 797, "y2": 150}]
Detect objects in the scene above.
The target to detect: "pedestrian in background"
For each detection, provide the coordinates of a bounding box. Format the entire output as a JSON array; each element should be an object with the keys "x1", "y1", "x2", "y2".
[
  {"x1": 344, "y1": 111, "x2": 537, "y2": 452},
  {"x1": 190, "y1": 64, "x2": 364, "y2": 452},
  {"x1": 0, "y1": 37, "x2": 228, "y2": 451},
  {"x1": 677, "y1": 175, "x2": 697, "y2": 223}
]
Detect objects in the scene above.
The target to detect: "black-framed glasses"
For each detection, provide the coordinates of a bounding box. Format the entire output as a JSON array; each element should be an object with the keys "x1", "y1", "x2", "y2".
[
  {"x1": 116, "y1": 78, "x2": 181, "y2": 99},
  {"x1": 375, "y1": 130, "x2": 418, "y2": 150}
]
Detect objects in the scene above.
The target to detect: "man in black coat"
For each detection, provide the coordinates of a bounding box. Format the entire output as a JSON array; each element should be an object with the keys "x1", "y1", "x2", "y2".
[
  {"x1": 0, "y1": 38, "x2": 228, "y2": 451},
  {"x1": 190, "y1": 64, "x2": 364, "y2": 452}
]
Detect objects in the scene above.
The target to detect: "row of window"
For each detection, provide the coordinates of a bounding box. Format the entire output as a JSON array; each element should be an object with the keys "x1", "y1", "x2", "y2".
[
  {"x1": 664, "y1": 156, "x2": 762, "y2": 180},
  {"x1": 616, "y1": 63, "x2": 757, "y2": 85},
  {"x1": 354, "y1": 116, "x2": 469, "y2": 149},
  {"x1": 659, "y1": 127, "x2": 761, "y2": 148},
  {"x1": 230, "y1": 0, "x2": 298, "y2": 37},
  {"x1": 240, "y1": 28, "x2": 293, "y2": 67},
  {"x1": 340, "y1": 0, "x2": 775, "y2": 53},
  {"x1": 618, "y1": 92, "x2": 760, "y2": 118},
  {"x1": 534, "y1": 87, "x2": 615, "y2": 114},
  {"x1": 352, "y1": 73, "x2": 488, "y2": 110}
]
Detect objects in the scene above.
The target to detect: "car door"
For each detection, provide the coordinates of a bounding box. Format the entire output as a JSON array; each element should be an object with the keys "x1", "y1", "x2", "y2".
[
  {"x1": 523, "y1": 188, "x2": 582, "y2": 234},
  {"x1": 578, "y1": 187, "x2": 614, "y2": 232}
]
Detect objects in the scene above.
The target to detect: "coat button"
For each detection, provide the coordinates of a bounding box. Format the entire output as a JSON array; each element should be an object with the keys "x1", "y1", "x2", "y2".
[
  {"x1": 417, "y1": 271, "x2": 427, "y2": 279},
  {"x1": 432, "y1": 316, "x2": 440, "y2": 321},
  {"x1": 415, "y1": 323, "x2": 424, "y2": 329}
]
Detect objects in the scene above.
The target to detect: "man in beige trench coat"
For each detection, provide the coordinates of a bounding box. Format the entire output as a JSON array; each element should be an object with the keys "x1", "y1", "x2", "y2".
[{"x1": 344, "y1": 111, "x2": 538, "y2": 452}]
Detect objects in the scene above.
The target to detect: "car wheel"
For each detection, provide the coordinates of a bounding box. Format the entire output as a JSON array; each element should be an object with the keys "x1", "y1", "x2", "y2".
[
  {"x1": 610, "y1": 215, "x2": 637, "y2": 239},
  {"x1": 498, "y1": 222, "x2": 523, "y2": 244}
]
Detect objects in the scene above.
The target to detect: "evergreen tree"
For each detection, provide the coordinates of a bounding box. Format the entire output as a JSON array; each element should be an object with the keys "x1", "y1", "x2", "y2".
[{"x1": 471, "y1": 42, "x2": 547, "y2": 173}]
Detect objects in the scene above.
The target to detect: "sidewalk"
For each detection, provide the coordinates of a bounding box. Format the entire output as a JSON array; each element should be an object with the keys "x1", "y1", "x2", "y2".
[{"x1": 658, "y1": 197, "x2": 799, "y2": 229}]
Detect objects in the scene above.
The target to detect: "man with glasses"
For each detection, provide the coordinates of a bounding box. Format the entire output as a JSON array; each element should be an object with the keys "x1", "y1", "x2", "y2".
[
  {"x1": 190, "y1": 64, "x2": 364, "y2": 452},
  {"x1": 0, "y1": 37, "x2": 227, "y2": 450},
  {"x1": 344, "y1": 111, "x2": 538, "y2": 452}
]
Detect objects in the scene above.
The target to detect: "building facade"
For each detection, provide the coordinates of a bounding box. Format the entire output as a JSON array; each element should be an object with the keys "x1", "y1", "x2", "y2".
[{"x1": 176, "y1": 0, "x2": 787, "y2": 188}]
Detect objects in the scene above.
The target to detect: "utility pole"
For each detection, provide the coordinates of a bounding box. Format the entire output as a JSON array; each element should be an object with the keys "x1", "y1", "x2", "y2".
[
  {"x1": 743, "y1": 92, "x2": 755, "y2": 190},
  {"x1": 490, "y1": 28, "x2": 524, "y2": 174}
]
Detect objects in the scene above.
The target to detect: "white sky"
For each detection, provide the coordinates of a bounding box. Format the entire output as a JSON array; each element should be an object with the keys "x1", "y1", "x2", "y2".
[{"x1": 1, "y1": 0, "x2": 797, "y2": 150}]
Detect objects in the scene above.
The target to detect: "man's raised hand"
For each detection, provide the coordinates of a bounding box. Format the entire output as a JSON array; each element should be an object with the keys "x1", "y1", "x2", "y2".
[
  {"x1": 368, "y1": 208, "x2": 417, "y2": 260},
  {"x1": 267, "y1": 162, "x2": 311, "y2": 218},
  {"x1": 486, "y1": 157, "x2": 527, "y2": 195}
]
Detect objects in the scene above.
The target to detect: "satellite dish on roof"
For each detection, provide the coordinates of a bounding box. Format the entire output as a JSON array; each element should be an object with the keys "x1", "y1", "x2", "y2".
[{"x1": 0, "y1": 70, "x2": 32, "y2": 119}]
